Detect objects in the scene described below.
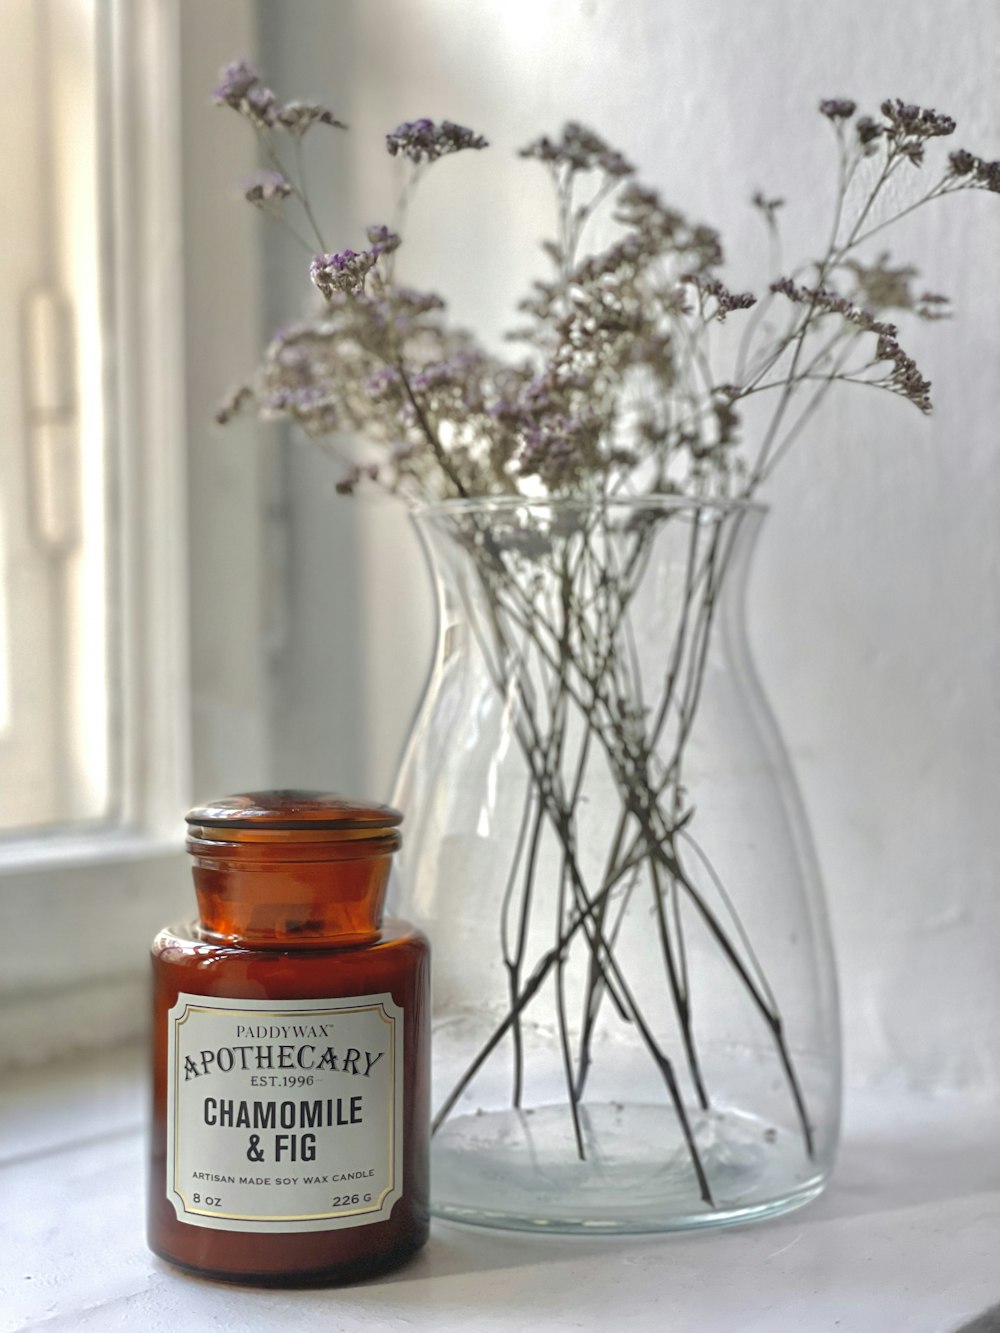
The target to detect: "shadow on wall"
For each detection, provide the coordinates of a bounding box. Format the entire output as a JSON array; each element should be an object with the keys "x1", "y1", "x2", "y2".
[{"x1": 953, "y1": 1307, "x2": 1000, "y2": 1333}]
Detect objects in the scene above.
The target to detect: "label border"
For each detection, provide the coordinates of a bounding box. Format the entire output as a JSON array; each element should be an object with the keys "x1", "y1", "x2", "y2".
[{"x1": 165, "y1": 992, "x2": 403, "y2": 1231}]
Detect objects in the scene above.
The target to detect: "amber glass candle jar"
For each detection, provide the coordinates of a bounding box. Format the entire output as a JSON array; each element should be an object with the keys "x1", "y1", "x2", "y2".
[{"x1": 148, "y1": 791, "x2": 430, "y2": 1285}]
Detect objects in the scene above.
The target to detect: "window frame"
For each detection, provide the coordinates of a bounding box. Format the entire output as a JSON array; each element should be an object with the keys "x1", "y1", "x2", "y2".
[{"x1": 0, "y1": 0, "x2": 274, "y2": 1067}]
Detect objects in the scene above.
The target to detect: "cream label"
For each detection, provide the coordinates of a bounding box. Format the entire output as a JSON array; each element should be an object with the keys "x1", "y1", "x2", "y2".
[{"x1": 165, "y1": 992, "x2": 403, "y2": 1232}]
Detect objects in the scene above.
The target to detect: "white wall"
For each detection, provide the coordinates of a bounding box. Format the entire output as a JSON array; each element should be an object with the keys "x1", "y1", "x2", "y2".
[{"x1": 260, "y1": 0, "x2": 1000, "y2": 1096}]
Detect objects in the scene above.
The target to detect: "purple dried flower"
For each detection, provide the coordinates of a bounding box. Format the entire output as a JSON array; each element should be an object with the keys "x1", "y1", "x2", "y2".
[
  {"x1": 276, "y1": 100, "x2": 347, "y2": 135},
  {"x1": 687, "y1": 276, "x2": 757, "y2": 321},
  {"x1": 947, "y1": 149, "x2": 1000, "y2": 192},
  {"x1": 514, "y1": 409, "x2": 605, "y2": 488},
  {"x1": 244, "y1": 85, "x2": 279, "y2": 127},
  {"x1": 386, "y1": 119, "x2": 488, "y2": 164},
  {"x1": 390, "y1": 287, "x2": 445, "y2": 314},
  {"x1": 261, "y1": 387, "x2": 295, "y2": 413},
  {"x1": 366, "y1": 368, "x2": 401, "y2": 400},
  {"x1": 770, "y1": 276, "x2": 803, "y2": 302},
  {"x1": 856, "y1": 116, "x2": 883, "y2": 147},
  {"x1": 875, "y1": 333, "x2": 932, "y2": 412},
  {"x1": 949, "y1": 148, "x2": 977, "y2": 177},
  {"x1": 819, "y1": 98, "x2": 857, "y2": 121},
  {"x1": 212, "y1": 60, "x2": 260, "y2": 107},
  {"x1": 599, "y1": 150, "x2": 634, "y2": 178},
  {"x1": 310, "y1": 249, "x2": 377, "y2": 298},
  {"x1": 336, "y1": 463, "x2": 380, "y2": 495},
  {"x1": 518, "y1": 423, "x2": 576, "y2": 483},
  {"x1": 366, "y1": 224, "x2": 402, "y2": 256},
  {"x1": 408, "y1": 352, "x2": 485, "y2": 398},
  {"x1": 770, "y1": 278, "x2": 906, "y2": 345},
  {"x1": 880, "y1": 99, "x2": 956, "y2": 139},
  {"x1": 243, "y1": 168, "x2": 293, "y2": 205},
  {"x1": 335, "y1": 467, "x2": 360, "y2": 496},
  {"x1": 389, "y1": 440, "x2": 419, "y2": 465},
  {"x1": 214, "y1": 383, "x2": 253, "y2": 425},
  {"x1": 613, "y1": 183, "x2": 722, "y2": 272},
  {"x1": 212, "y1": 62, "x2": 346, "y2": 138},
  {"x1": 520, "y1": 122, "x2": 634, "y2": 178}
]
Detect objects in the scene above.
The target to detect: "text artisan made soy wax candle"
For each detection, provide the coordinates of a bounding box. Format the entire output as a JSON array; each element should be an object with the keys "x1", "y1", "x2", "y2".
[{"x1": 148, "y1": 791, "x2": 429, "y2": 1284}]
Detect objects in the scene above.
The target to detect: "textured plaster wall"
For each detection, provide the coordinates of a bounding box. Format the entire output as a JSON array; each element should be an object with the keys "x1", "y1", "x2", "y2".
[{"x1": 264, "y1": 0, "x2": 1000, "y2": 1095}]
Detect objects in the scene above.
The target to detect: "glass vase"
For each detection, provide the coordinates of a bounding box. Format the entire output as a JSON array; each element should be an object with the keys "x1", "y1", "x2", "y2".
[{"x1": 391, "y1": 496, "x2": 840, "y2": 1233}]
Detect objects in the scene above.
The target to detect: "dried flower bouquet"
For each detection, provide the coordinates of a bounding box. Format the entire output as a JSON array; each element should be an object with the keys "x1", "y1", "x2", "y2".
[{"x1": 214, "y1": 62, "x2": 997, "y2": 1209}]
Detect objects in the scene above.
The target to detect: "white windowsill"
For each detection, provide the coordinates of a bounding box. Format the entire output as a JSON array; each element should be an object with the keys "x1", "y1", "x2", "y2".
[
  {"x1": 1, "y1": 1048, "x2": 997, "y2": 1333},
  {"x1": 0, "y1": 826, "x2": 183, "y2": 874}
]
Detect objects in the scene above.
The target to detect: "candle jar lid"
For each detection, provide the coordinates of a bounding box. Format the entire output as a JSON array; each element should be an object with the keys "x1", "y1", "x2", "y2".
[
  {"x1": 184, "y1": 790, "x2": 403, "y2": 947},
  {"x1": 186, "y1": 789, "x2": 402, "y2": 840}
]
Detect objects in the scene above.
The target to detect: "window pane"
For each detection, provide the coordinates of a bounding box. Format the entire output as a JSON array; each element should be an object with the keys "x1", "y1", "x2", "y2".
[{"x1": 0, "y1": 0, "x2": 110, "y2": 832}]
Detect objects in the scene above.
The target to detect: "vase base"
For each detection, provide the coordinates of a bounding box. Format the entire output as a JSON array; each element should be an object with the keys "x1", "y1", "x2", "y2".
[{"x1": 430, "y1": 1101, "x2": 829, "y2": 1234}]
